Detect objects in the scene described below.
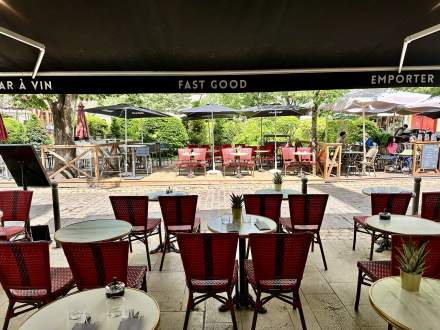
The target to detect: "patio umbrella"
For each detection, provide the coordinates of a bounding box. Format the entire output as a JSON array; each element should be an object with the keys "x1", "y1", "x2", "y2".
[
  {"x1": 180, "y1": 104, "x2": 240, "y2": 174},
  {"x1": 74, "y1": 102, "x2": 89, "y2": 141},
  {"x1": 84, "y1": 103, "x2": 169, "y2": 175},
  {"x1": 243, "y1": 104, "x2": 304, "y2": 173},
  {"x1": 0, "y1": 113, "x2": 8, "y2": 141}
]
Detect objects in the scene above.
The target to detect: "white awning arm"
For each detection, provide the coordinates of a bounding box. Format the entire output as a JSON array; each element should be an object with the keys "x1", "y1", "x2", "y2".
[
  {"x1": 398, "y1": 23, "x2": 440, "y2": 73},
  {"x1": 0, "y1": 26, "x2": 45, "y2": 79}
]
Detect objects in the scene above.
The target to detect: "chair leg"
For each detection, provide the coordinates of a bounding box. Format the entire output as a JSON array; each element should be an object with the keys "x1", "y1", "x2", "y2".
[
  {"x1": 369, "y1": 231, "x2": 375, "y2": 261},
  {"x1": 352, "y1": 222, "x2": 357, "y2": 251},
  {"x1": 246, "y1": 239, "x2": 250, "y2": 258},
  {"x1": 141, "y1": 272, "x2": 148, "y2": 292},
  {"x1": 317, "y1": 233, "x2": 328, "y2": 271},
  {"x1": 144, "y1": 232, "x2": 151, "y2": 271},
  {"x1": 387, "y1": 324, "x2": 393, "y2": 330},
  {"x1": 128, "y1": 234, "x2": 133, "y2": 253},
  {"x1": 3, "y1": 301, "x2": 13, "y2": 330},
  {"x1": 183, "y1": 291, "x2": 194, "y2": 330},
  {"x1": 354, "y1": 268, "x2": 363, "y2": 310},
  {"x1": 158, "y1": 224, "x2": 163, "y2": 252},
  {"x1": 227, "y1": 291, "x2": 238, "y2": 330},
  {"x1": 295, "y1": 293, "x2": 307, "y2": 330},
  {"x1": 251, "y1": 292, "x2": 261, "y2": 330},
  {"x1": 159, "y1": 233, "x2": 169, "y2": 271}
]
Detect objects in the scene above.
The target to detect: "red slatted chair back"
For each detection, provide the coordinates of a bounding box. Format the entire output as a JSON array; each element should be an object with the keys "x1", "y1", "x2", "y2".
[
  {"x1": 391, "y1": 235, "x2": 440, "y2": 278},
  {"x1": 177, "y1": 233, "x2": 238, "y2": 286},
  {"x1": 192, "y1": 148, "x2": 207, "y2": 161},
  {"x1": 288, "y1": 194, "x2": 329, "y2": 228},
  {"x1": 62, "y1": 241, "x2": 129, "y2": 290},
  {"x1": 244, "y1": 194, "x2": 282, "y2": 224},
  {"x1": 222, "y1": 148, "x2": 235, "y2": 163},
  {"x1": 0, "y1": 241, "x2": 51, "y2": 291},
  {"x1": 188, "y1": 144, "x2": 199, "y2": 149},
  {"x1": 260, "y1": 145, "x2": 274, "y2": 156},
  {"x1": 178, "y1": 148, "x2": 191, "y2": 161},
  {"x1": 282, "y1": 147, "x2": 294, "y2": 161},
  {"x1": 0, "y1": 190, "x2": 33, "y2": 224},
  {"x1": 370, "y1": 193, "x2": 412, "y2": 215},
  {"x1": 221, "y1": 144, "x2": 231, "y2": 149},
  {"x1": 297, "y1": 147, "x2": 312, "y2": 162},
  {"x1": 421, "y1": 192, "x2": 440, "y2": 221},
  {"x1": 240, "y1": 148, "x2": 253, "y2": 161},
  {"x1": 250, "y1": 146, "x2": 258, "y2": 157},
  {"x1": 249, "y1": 232, "x2": 313, "y2": 284},
  {"x1": 159, "y1": 195, "x2": 198, "y2": 230},
  {"x1": 109, "y1": 196, "x2": 149, "y2": 227}
]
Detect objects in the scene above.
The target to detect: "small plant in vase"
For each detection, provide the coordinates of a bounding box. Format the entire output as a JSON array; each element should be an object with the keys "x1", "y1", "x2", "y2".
[
  {"x1": 397, "y1": 240, "x2": 428, "y2": 292},
  {"x1": 230, "y1": 193, "x2": 244, "y2": 224},
  {"x1": 273, "y1": 172, "x2": 283, "y2": 191}
]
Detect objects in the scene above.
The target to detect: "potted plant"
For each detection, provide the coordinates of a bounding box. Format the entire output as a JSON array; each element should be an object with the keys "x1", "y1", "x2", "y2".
[
  {"x1": 230, "y1": 193, "x2": 244, "y2": 224},
  {"x1": 273, "y1": 172, "x2": 283, "y2": 192},
  {"x1": 397, "y1": 240, "x2": 428, "y2": 292}
]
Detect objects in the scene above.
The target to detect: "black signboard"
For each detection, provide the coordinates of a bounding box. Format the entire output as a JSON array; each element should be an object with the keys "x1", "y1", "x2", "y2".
[
  {"x1": 0, "y1": 70, "x2": 439, "y2": 94},
  {"x1": 421, "y1": 143, "x2": 440, "y2": 170}
]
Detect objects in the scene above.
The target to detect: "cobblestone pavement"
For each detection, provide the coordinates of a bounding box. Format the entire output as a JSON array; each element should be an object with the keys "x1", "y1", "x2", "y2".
[{"x1": 1, "y1": 176, "x2": 439, "y2": 329}]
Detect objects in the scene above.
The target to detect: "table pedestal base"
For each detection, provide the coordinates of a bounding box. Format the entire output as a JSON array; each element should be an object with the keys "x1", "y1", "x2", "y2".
[{"x1": 150, "y1": 242, "x2": 179, "y2": 254}]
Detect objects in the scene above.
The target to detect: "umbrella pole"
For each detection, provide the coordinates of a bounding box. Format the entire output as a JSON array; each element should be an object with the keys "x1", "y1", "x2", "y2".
[
  {"x1": 260, "y1": 117, "x2": 263, "y2": 146},
  {"x1": 124, "y1": 108, "x2": 128, "y2": 175},
  {"x1": 269, "y1": 110, "x2": 280, "y2": 173},
  {"x1": 207, "y1": 112, "x2": 220, "y2": 174},
  {"x1": 362, "y1": 108, "x2": 366, "y2": 174}
]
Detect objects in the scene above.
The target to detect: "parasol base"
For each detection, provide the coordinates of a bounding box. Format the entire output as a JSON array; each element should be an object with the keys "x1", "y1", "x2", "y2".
[
  {"x1": 207, "y1": 169, "x2": 221, "y2": 175},
  {"x1": 268, "y1": 168, "x2": 281, "y2": 174}
]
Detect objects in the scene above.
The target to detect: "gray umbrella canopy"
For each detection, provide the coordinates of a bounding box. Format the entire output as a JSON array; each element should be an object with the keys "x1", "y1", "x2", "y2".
[{"x1": 84, "y1": 103, "x2": 169, "y2": 175}]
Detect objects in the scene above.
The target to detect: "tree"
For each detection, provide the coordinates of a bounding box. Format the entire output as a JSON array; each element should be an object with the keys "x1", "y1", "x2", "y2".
[{"x1": 186, "y1": 120, "x2": 209, "y2": 145}]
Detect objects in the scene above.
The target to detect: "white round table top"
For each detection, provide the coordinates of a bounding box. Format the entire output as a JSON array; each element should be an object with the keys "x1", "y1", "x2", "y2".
[
  {"x1": 20, "y1": 288, "x2": 160, "y2": 330},
  {"x1": 148, "y1": 191, "x2": 188, "y2": 201},
  {"x1": 54, "y1": 219, "x2": 132, "y2": 243},
  {"x1": 230, "y1": 151, "x2": 250, "y2": 156},
  {"x1": 255, "y1": 188, "x2": 301, "y2": 200},
  {"x1": 207, "y1": 214, "x2": 276, "y2": 237},
  {"x1": 369, "y1": 276, "x2": 440, "y2": 330},
  {"x1": 362, "y1": 186, "x2": 414, "y2": 196},
  {"x1": 255, "y1": 149, "x2": 269, "y2": 153},
  {"x1": 366, "y1": 215, "x2": 440, "y2": 235}
]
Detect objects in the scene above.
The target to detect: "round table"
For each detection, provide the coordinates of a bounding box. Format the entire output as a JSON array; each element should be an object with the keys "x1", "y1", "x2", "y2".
[
  {"x1": 207, "y1": 215, "x2": 276, "y2": 309},
  {"x1": 255, "y1": 150, "x2": 269, "y2": 172},
  {"x1": 230, "y1": 151, "x2": 250, "y2": 178},
  {"x1": 20, "y1": 288, "x2": 160, "y2": 330},
  {"x1": 366, "y1": 215, "x2": 440, "y2": 235},
  {"x1": 147, "y1": 191, "x2": 188, "y2": 201},
  {"x1": 362, "y1": 186, "x2": 414, "y2": 196},
  {"x1": 369, "y1": 276, "x2": 440, "y2": 330},
  {"x1": 255, "y1": 188, "x2": 301, "y2": 200},
  {"x1": 54, "y1": 219, "x2": 132, "y2": 243}
]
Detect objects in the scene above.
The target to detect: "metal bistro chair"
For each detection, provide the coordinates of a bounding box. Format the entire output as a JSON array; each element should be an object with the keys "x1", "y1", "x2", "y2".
[{"x1": 135, "y1": 146, "x2": 153, "y2": 175}]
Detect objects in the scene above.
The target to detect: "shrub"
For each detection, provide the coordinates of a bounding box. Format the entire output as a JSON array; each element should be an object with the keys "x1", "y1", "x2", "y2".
[
  {"x1": 24, "y1": 115, "x2": 51, "y2": 146},
  {"x1": 86, "y1": 114, "x2": 109, "y2": 139},
  {"x1": 3, "y1": 117, "x2": 27, "y2": 144},
  {"x1": 186, "y1": 120, "x2": 209, "y2": 145},
  {"x1": 345, "y1": 118, "x2": 381, "y2": 144}
]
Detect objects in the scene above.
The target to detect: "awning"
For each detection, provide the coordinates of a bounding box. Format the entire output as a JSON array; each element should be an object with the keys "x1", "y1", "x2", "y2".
[{"x1": 2, "y1": 1, "x2": 440, "y2": 93}]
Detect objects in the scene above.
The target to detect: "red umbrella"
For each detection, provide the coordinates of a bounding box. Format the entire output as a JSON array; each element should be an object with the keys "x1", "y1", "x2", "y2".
[
  {"x1": 75, "y1": 102, "x2": 90, "y2": 140},
  {"x1": 0, "y1": 113, "x2": 8, "y2": 141}
]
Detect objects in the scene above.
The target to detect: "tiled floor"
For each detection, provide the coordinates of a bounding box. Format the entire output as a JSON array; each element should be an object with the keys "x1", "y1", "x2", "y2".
[{"x1": 1, "y1": 176, "x2": 439, "y2": 329}]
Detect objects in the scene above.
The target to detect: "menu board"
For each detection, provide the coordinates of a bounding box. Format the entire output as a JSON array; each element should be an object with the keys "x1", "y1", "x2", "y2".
[{"x1": 421, "y1": 144, "x2": 440, "y2": 170}]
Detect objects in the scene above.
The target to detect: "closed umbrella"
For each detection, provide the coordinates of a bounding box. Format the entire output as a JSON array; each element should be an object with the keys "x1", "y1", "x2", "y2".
[
  {"x1": 180, "y1": 104, "x2": 240, "y2": 174},
  {"x1": 84, "y1": 103, "x2": 169, "y2": 175},
  {"x1": 0, "y1": 113, "x2": 8, "y2": 141},
  {"x1": 74, "y1": 102, "x2": 89, "y2": 141}
]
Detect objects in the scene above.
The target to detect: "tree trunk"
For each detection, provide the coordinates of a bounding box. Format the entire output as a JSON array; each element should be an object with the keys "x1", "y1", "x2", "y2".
[
  {"x1": 311, "y1": 90, "x2": 320, "y2": 155},
  {"x1": 49, "y1": 94, "x2": 76, "y2": 178}
]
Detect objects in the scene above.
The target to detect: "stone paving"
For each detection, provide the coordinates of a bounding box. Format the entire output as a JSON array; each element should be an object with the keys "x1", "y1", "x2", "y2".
[{"x1": 0, "y1": 176, "x2": 439, "y2": 329}]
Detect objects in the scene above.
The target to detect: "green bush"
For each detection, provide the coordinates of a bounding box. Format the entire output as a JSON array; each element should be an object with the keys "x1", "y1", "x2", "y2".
[
  {"x1": 186, "y1": 120, "x2": 209, "y2": 145},
  {"x1": 109, "y1": 118, "x2": 124, "y2": 139},
  {"x1": 86, "y1": 114, "x2": 109, "y2": 138},
  {"x1": 3, "y1": 117, "x2": 27, "y2": 144},
  {"x1": 345, "y1": 118, "x2": 381, "y2": 144},
  {"x1": 24, "y1": 115, "x2": 50, "y2": 146},
  {"x1": 377, "y1": 132, "x2": 393, "y2": 147}
]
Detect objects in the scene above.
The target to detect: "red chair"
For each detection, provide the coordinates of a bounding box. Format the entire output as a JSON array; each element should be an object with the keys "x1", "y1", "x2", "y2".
[
  {"x1": 421, "y1": 192, "x2": 440, "y2": 221},
  {"x1": 244, "y1": 194, "x2": 283, "y2": 231},
  {"x1": 221, "y1": 144, "x2": 232, "y2": 149},
  {"x1": 178, "y1": 233, "x2": 239, "y2": 330},
  {"x1": 176, "y1": 148, "x2": 192, "y2": 175},
  {"x1": 192, "y1": 147, "x2": 208, "y2": 174},
  {"x1": 0, "y1": 190, "x2": 33, "y2": 241},
  {"x1": 352, "y1": 193, "x2": 412, "y2": 260},
  {"x1": 296, "y1": 147, "x2": 315, "y2": 173},
  {"x1": 62, "y1": 240, "x2": 147, "y2": 291},
  {"x1": 282, "y1": 147, "x2": 299, "y2": 175},
  {"x1": 245, "y1": 232, "x2": 313, "y2": 330},
  {"x1": 354, "y1": 235, "x2": 440, "y2": 310},
  {"x1": 259, "y1": 145, "x2": 275, "y2": 168},
  {"x1": 222, "y1": 148, "x2": 238, "y2": 176},
  {"x1": 187, "y1": 144, "x2": 199, "y2": 149},
  {"x1": 239, "y1": 147, "x2": 255, "y2": 176},
  {"x1": 0, "y1": 241, "x2": 74, "y2": 330},
  {"x1": 109, "y1": 196, "x2": 162, "y2": 271},
  {"x1": 158, "y1": 195, "x2": 200, "y2": 271},
  {"x1": 281, "y1": 194, "x2": 329, "y2": 270}
]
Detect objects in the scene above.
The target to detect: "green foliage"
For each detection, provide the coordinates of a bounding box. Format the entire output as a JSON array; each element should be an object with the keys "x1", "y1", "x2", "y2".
[
  {"x1": 398, "y1": 240, "x2": 428, "y2": 274},
  {"x1": 272, "y1": 172, "x2": 283, "y2": 184},
  {"x1": 109, "y1": 118, "x2": 124, "y2": 139},
  {"x1": 186, "y1": 120, "x2": 209, "y2": 145},
  {"x1": 3, "y1": 117, "x2": 26, "y2": 144},
  {"x1": 24, "y1": 115, "x2": 50, "y2": 146},
  {"x1": 86, "y1": 114, "x2": 109, "y2": 138},
  {"x1": 230, "y1": 193, "x2": 244, "y2": 209},
  {"x1": 345, "y1": 118, "x2": 381, "y2": 144},
  {"x1": 377, "y1": 132, "x2": 393, "y2": 147}
]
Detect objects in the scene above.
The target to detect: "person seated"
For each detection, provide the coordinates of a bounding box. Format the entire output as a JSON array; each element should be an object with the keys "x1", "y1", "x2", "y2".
[
  {"x1": 336, "y1": 131, "x2": 346, "y2": 144},
  {"x1": 385, "y1": 137, "x2": 398, "y2": 155},
  {"x1": 364, "y1": 133, "x2": 376, "y2": 149},
  {"x1": 383, "y1": 137, "x2": 398, "y2": 171},
  {"x1": 394, "y1": 124, "x2": 408, "y2": 137}
]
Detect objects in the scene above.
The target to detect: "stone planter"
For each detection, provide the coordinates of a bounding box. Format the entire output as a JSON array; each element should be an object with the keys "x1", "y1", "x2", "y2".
[{"x1": 400, "y1": 270, "x2": 422, "y2": 292}]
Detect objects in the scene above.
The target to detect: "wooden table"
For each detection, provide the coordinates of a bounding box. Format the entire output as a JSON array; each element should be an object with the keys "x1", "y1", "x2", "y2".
[
  {"x1": 20, "y1": 288, "x2": 160, "y2": 330},
  {"x1": 255, "y1": 188, "x2": 301, "y2": 200},
  {"x1": 362, "y1": 186, "x2": 414, "y2": 196},
  {"x1": 369, "y1": 276, "x2": 440, "y2": 330},
  {"x1": 147, "y1": 191, "x2": 188, "y2": 201},
  {"x1": 366, "y1": 215, "x2": 440, "y2": 235},
  {"x1": 207, "y1": 215, "x2": 276, "y2": 309},
  {"x1": 54, "y1": 219, "x2": 132, "y2": 243}
]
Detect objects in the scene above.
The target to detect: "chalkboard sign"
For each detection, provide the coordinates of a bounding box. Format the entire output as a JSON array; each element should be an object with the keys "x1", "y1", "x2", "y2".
[{"x1": 421, "y1": 144, "x2": 440, "y2": 170}]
